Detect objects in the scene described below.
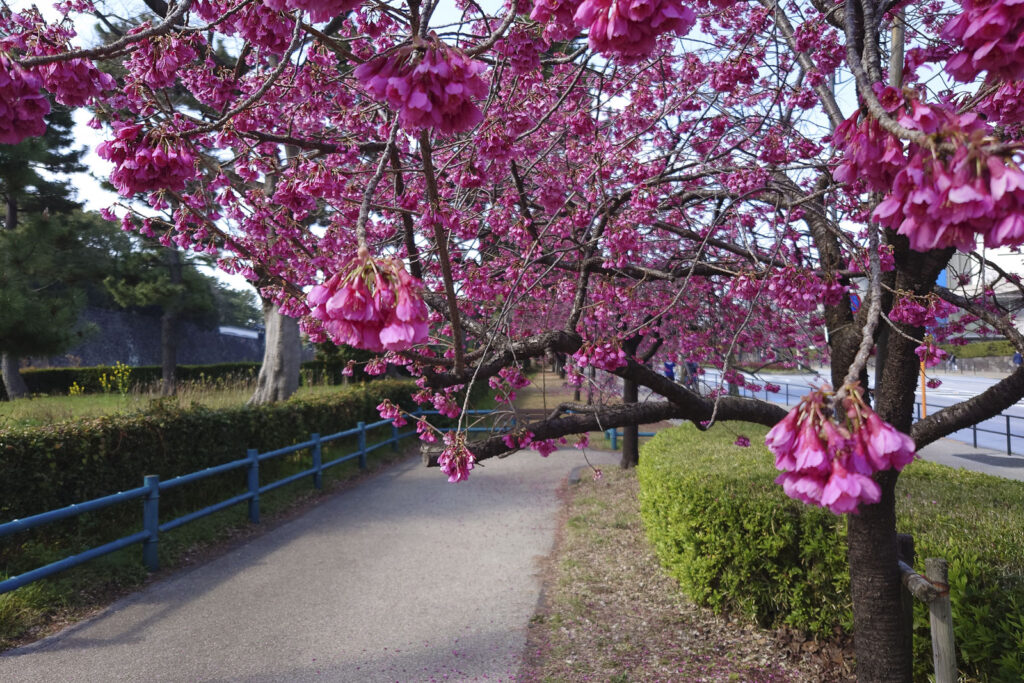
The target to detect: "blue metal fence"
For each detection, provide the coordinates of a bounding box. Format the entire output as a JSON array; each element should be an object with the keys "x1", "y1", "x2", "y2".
[
  {"x1": 0, "y1": 408, "x2": 515, "y2": 596},
  {"x1": 0, "y1": 418, "x2": 407, "y2": 595}
]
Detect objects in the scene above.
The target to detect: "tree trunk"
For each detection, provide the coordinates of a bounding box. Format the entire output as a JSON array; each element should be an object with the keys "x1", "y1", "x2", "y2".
[
  {"x1": 620, "y1": 375, "x2": 639, "y2": 468},
  {"x1": 620, "y1": 336, "x2": 642, "y2": 469},
  {"x1": 1, "y1": 353, "x2": 28, "y2": 400},
  {"x1": 160, "y1": 248, "x2": 183, "y2": 396},
  {"x1": 249, "y1": 301, "x2": 301, "y2": 405},
  {"x1": 847, "y1": 473, "x2": 910, "y2": 682}
]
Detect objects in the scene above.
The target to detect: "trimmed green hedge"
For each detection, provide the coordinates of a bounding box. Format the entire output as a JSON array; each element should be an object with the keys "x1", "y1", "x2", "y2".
[
  {"x1": 0, "y1": 380, "x2": 415, "y2": 522},
  {"x1": 939, "y1": 339, "x2": 1015, "y2": 359},
  {"x1": 0, "y1": 360, "x2": 385, "y2": 399},
  {"x1": 637, "y1": 423, "x2": 1024, "y2": 682}
]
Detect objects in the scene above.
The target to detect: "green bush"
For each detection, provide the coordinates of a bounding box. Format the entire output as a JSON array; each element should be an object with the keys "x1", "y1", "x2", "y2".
[
  {"x1": 0, "y1": 359, "x2": 390, "y2": 398},
  {"x1": 637, "y1": 423, "x2": 1024, "y2": 682},
  {"x1": 0, "y1": 380, "x2": 415, "y2": 523},
  {"x1": 940, "y1": 339, "x2": 1015, "y2": 359}
]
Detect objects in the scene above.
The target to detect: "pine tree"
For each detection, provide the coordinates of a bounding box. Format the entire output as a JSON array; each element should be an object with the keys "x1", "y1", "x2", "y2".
[{"x1": 0, "y1": 102, "x2": 88, "y2": 399}]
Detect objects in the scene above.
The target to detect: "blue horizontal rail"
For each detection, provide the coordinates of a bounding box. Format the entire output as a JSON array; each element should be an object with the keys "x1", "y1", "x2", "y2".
[
  {"x1": 0, "y1": 485, "x2": 149, "y2": 539},
  {"x1": 0, "y1": 531, "x2": 149, "y2": 594}
]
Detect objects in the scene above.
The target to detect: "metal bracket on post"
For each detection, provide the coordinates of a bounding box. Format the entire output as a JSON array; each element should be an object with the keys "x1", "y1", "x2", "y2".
[
  {"x1": 143, "y1": 474, "x2": 160, "y2": 572},
  {"x1": 311, "y1": 433, "x2": 323, "y2": 490},
  {"x1": 247, "y1": 448, "x2": 260, "y2": 524},
  {"x1": 358, "y1": 421, "x2": 367, "y2": 469}
]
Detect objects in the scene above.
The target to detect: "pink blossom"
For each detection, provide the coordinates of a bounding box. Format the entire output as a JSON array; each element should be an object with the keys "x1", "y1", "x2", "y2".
[
  {"x1": 530, "y1": 438, "x2": 558, "y2": 457},
  {"x1": 355, "y1": 40, "x2": 487, "y2": 135},
  {"x1": 0, "y1": 56, "x2": 50, "y2": 144},
  {"x1": 438, "y1": 433, "x2": 476, "y2": 483},
  {"x1": 766, "y1": 384, "x2": 916, "y2": 515},
  {"x1": 914, "y1": 341, "x2": 947, "y2": 369},
  {"x1": 573, "y1": 0, "x2": 695, "y2": 60},
  {"x1": 734, "y1": 435, "x2": 750, "y2": 447},
  {"x1": 39, "y1": 57, "x2": 115, "y2": 106},
  {"x1": 376, "y1": 399, "x2": 407, "y2": 427},
  {"x1": 943, "y1": 0, "x2": 1024, "y2": 82},
  {"x1": 821, "y1": 460, "x2": 881, "y2": 515},
  {"x1": 308, "y1": 251, "x2": 430, "y2": 353},
  {"x1": 264, "y1": 0, "x2": 363, "y2": 24},
  {"x1": 96, "y1": 124, "x2": 197, "y2": 196}
]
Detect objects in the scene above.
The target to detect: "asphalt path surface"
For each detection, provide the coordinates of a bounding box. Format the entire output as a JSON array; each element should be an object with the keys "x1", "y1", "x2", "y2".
[
  {"x1": 701, "y1": 368, "x2": 1024, "y2": 455},
  {"x1": 0, "y1": 448, "x2": 619, "y2": 683}
]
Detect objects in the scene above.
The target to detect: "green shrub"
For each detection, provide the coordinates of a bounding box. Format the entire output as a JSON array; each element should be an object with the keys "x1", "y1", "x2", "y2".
[
  {"x1": 637, "y1": 423, "x2": 1024, "y2": 682},
  {"x1": 0, "y1": 380, "x2": 415, "y2": 523},
  {"x1": 0, "y1": 359, "x2": 391, "y2": 399},
  {"x1": 940, "y1": 339, "x2": 1015, "y2": 359}
]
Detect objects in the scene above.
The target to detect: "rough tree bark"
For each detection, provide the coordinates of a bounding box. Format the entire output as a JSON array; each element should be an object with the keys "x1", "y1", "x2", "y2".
[
  {"x1": 160, "y1": 247, "x2": 183, "y2": 396},
  {"x1": 248, "y1": 300, "x2": 301, "y2": 405},
  {"x1": 620, "y1": 336, "x2": 643, "y2": 469},
  {"x1": 1, "y1": 196, "x2": 27, "y2": 400},
  {"x1": 1, "y1": 354, "x2": 28, "y2": 400}
]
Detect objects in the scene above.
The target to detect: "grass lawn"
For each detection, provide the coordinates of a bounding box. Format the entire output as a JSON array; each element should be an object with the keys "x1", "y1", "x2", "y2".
[{"x1": 0, "y1": 382, "x2": 345, "y2": 429}]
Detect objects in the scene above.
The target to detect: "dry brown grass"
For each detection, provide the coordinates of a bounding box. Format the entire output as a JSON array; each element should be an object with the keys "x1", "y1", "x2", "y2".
[
  {"x1": 518, "y1": 466, "x2": 847, "y2": 682},
  {"x1": 516, "y1": 366, "x2": 848, "y2": 682}
]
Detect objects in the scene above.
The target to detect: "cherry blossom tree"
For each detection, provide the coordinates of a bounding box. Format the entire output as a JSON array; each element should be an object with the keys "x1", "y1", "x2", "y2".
[{"x1": 3, "y1": 0, "x2": 1024, "y2": 678}]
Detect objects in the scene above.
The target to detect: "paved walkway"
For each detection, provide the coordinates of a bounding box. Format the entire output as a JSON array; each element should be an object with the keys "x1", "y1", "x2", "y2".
[
  {"x1": 0, "y1": 449, "x2": 619, "y2": 683},
  {"x1": 919, "y1": 438, "x2": 1024, "y2": 481}
]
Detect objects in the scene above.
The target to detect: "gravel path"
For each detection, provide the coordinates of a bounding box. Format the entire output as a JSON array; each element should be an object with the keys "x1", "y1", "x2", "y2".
[{"x1": 0, "y1": 449, "x2": 618, "y2": 683}]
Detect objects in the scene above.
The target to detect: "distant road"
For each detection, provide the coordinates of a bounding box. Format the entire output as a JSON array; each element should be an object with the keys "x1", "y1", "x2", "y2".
[{"x1": 700, "y1": 368, "x2": 1024, "y2": 455}]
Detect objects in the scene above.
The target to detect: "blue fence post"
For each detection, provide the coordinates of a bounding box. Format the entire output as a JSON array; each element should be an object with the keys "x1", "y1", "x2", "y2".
[
  {"x1": 311, "y1": 433, "x2": 323, "y2": 490},
  {"x1": 358, "y1": 421, "x2": 367, "y2": 469},
  {"x1": 142, "y1": 474, "x2": 160, "y2": 572},
  {"x1": 391, "y1": 422, "x2": 399, "y2": 451},
  {"x1": 1007, "y1": 415, "x2": 1012, "y2": 455},
  {"x1": 247, "y1": 448, "x2": 260, "y2": 524},
  {"x1": 973, "y1": 423, "x2": 978, "y2": 448},
  {"x1": 608, "y1": 428, "x2": 618, "y2": 450}
]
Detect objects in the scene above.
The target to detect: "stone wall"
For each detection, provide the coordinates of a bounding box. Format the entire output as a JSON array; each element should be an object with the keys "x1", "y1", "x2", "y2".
[{"x1": 28, "y1": 307, "x2": 266, "y2": 368}]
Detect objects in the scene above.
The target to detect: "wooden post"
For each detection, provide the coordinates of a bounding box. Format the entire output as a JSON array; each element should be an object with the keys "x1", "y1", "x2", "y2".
[{"x1": 926, "y1": 558, "x2": 957, "y2": 683}]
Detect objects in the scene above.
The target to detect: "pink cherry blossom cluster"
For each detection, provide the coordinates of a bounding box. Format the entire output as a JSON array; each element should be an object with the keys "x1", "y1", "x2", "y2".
[
  {"x1": 766, "y1": 384, "x2": 916, "y2": 515},
  {"x1": 857, "y1": 91, "x2": 1024, "y2": 252},
  {"x1": 573, "y1": 0, "x2": 696, "y2": 60},
  {"x1": 914, "y1": 340, "x2": 947, "y2": 368},
  {"x1": 438, "y1": 432, "x2": 476, "y2": 483},
  {"x1": 0, "y1": 55, "x2": 50, "y2": 144},
  {"x1": 354, "y1": 40, "x2": 487, "y2": 135},
  {"x1": 487, "y1": 365, "x2": 531, "y2": 403},
  {"x1": 888, "y1": 294, "x2": 957, "y2": 329},
  {"x1": 307, "y1": 248, "x2": 430, "y2": 353},
  {"x1": 831, "y1": 88, "x2": 905, "y2": 193},
  {"x1": 709, "y1": 55, "x2": 759, "y2": 93},
  {"x1": 264, "y1": 0, "x2": 363, "y2": 24},
  {"x1": 572, "y1": 340, "x2": 628, "y2": 371},
  {"x1": 124, "y1": 32, "x2": 200, "y2": 90},
  {"x1": 376, "y1": 399, "x2": 407, "y2": 427},
  {"x1": 96, "y1": 124, "x2": 197, "y2": 197},
  {"x1": 529, "y1": 0, "x2": 580, "y2": 44},
  {"x1": 943, "y1": 0, "x2": 1024, "y2": 82},
  {"x1": 39, "y1": 57, "x2": 115, "y2": 107}
]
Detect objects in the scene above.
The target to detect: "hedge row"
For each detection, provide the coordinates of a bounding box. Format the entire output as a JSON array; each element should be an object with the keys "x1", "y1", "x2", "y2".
[
  {"x1": 0, "y1": 380, "x2": 416, "y2": 523},
  {"x1": 637, "y1": 423, "x2": 1024, "y2": 682},
  {"x1": 1, "y1": 361, "x2": 377, "y2": 398}
]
